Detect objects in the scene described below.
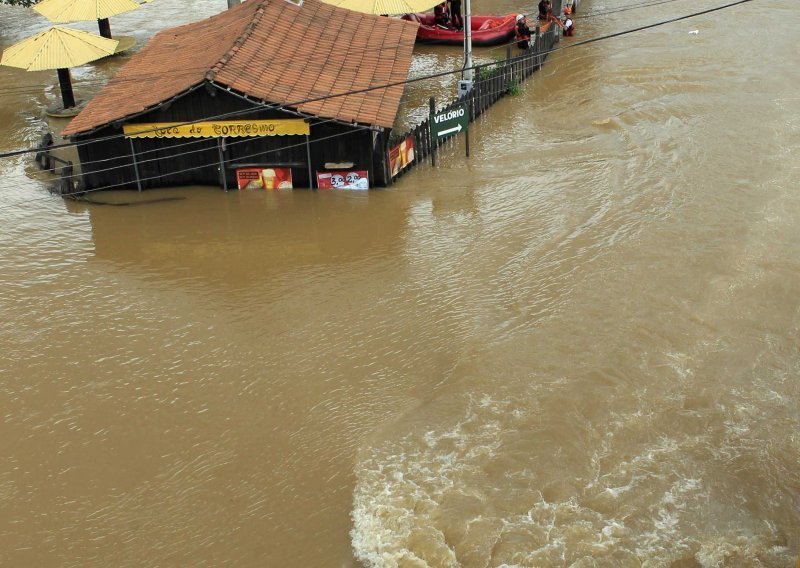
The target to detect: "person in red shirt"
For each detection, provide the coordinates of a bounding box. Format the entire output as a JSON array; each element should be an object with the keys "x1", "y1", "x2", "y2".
[{"x1": 434, "y1": 2, "x2": 451, "y2": 28}]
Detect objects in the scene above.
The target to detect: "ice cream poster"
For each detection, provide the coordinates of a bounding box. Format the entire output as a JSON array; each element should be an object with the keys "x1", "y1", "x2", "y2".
[
  {"x1": 389, "y1": 135, "x2": 415, "y2": 178},
  {"x1": 236, "y1": 167, "x2": 293, "y2": 190},
  {"x1": 316, "y1": 170, "x2": 369, "y2": 190}
]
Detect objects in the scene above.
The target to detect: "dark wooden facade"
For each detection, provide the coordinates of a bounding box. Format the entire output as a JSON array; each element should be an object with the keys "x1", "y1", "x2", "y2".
[{"x1": 73, "y1": 85, "x2": 392, "y2": 191}]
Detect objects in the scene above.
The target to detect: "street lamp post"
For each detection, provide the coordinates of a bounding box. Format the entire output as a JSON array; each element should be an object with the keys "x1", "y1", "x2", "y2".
[{"x1": 463, "y1": 0, "x2": 472, "y2": 82}]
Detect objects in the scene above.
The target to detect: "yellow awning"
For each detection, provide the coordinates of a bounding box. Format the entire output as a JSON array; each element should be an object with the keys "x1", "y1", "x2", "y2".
[
  {"x1": 123, "y1": 120, "x2": 311, "y2": 138},
  {"x1": 34, "y1": 0, "x2": 142, "y2": 22},
  {"x1": 0, "y1": 26, "x2": 118, "y2": 71},
  {"x1": 320, "y1": 0, "x2": 437, "y2": 15}
]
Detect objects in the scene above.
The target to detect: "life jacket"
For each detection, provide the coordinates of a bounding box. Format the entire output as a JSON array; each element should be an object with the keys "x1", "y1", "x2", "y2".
[{"x1": 515, "y1": 21, "x2": 530, "y2": 45}]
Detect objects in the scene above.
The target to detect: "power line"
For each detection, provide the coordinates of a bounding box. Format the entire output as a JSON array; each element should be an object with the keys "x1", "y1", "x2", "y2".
[
  {"x1": 50, "y1": 113, "x2": 356, "y2": 179},
  {"x1": 572, "y1": 0, "x2": 699, "y2": 20},
  {"x1": 0, "y1": 0, "x2": 755, "y2": 211},
  {"x1": 489, "y1": 0, "x2": 728, "y2": 54},
  {"x1": 2, "y1": 0, "x2": 749, "y2": 161},
  {"x1": 1, "y1": 124, "x2": 374, "y2": 212},
  {"x1": 1, "y1": 0, "x2": 754, "y2": 193}
]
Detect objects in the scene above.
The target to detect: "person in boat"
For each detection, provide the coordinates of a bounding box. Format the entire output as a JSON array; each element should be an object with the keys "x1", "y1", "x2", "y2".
[
  {"x1": 537, "y1": 0, "x2": 565, "y2": 30},
  {"x1": 434, "y1": 2, "x2": 452, "y2": 28},
  {"x1": 449, "y1": 0, "x2": 463, "y2": 31},
  {"x1": 515, "y1": 14, "x2": 531, "y2": 49},
  {"x1": 538, "y1": 0, "x2": 551, "y2": 20},
  {"x1": 562, "y1": 11, "x2": 574, "y2": 35}
]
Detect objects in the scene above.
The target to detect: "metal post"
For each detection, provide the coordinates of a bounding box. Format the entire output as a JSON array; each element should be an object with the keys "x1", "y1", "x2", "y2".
[
  {"x1": 305, "y1": 134, "x2": 314, "y2": 189},
  {"x1": 97, "y1": 18, "x2": 112, "y2": 39},
  {"x1": 463, "y1": 0, "x2": 473, "y2": 82},
  {"x1": 60, "y1": 162, "x2": 74, "y2": 195},
  {"x1": 506, "y1": 45, "x2": 513, "y2": 91},
  {"x1": 128, "y1": 138, "x2": 142, "y2": 192},
  {"x1": 465, "y1": 100, "x2": 470, "y2": 158},
  {"x1": 217, "y1": 137, "x2": 228, "y2": 191},
  {"x1": 56, "y1": 68, "x2": 76, "y2": 109},
  {"x1": 227, "y1": 0, "x2": 241, "y2": 7},
  {"x1": 429, "y1": 97, "x2": 436, "y2": 168}
]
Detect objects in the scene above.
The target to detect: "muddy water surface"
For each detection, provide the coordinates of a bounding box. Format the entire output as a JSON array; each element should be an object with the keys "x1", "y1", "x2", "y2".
[{"x1": 1, "y1": 1, "x2": 799, "y2": 566}]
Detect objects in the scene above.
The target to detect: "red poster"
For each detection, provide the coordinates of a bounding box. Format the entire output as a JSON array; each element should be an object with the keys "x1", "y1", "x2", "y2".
[
  {"x1": 389, "y1": 135, "x2": 415, "y2": 177},
  {"x1": 316, "y1": 170, "x2": 369, "y2": 190},
  {"x1": 236, "y1": 167, "x2": 293, "y2": 190}
]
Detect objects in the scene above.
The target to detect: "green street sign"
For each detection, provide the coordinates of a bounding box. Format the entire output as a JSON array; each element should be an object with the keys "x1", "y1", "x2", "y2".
[{"x1": 431, "y1": 103, "x2": 468, "y2": 142}]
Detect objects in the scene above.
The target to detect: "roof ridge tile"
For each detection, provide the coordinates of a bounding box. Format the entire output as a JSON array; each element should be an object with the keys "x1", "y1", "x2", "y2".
[{"x1": 206, "y1": 1, "x2": 268, "y2": 82}]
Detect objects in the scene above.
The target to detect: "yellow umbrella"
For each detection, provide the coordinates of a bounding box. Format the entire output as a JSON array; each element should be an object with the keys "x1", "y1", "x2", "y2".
[
  {"x1": 1, "y1": 26, "x2": 118, "y2": 112},
  {"x1": 33, "y1": 0, "x2": 141, "y2": 22},
  {"x1": 34, "y1": 0, "x2": 141, "y2": 40},
  {"x1": 320, "y1": 0, "x2": 438, "y2": 15}
]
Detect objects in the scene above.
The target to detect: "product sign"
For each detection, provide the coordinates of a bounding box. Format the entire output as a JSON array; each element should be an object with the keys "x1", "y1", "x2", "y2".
[
  {"x1": 389, "y1": 135, "x2": 415, "y2": 177},
  {"x1": 123, "y1": 120, "x2": 310, "y2": 139},
  {"x1": 430, "y1": 103, "x2": 468, "y2": 142},
  {"x1": 236, "y1": 167, "x2": 293, "y2": 190},
  {"x1": 316, "y1": 170, "x2": 369, "y2": 190}
]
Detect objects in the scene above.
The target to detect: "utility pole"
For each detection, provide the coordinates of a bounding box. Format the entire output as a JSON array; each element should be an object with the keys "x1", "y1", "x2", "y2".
[
  {"x1": 458, "y1": 0, "x2": 473, "y2": 97},
  {"x1": 463, "y1": 0, "x2": 472, "y2": 82}
]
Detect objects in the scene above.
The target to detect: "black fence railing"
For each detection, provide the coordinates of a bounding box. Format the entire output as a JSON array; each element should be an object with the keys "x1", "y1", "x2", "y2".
[{"x1": 390, "y1": 21, "x2": 560, "y2": 181}]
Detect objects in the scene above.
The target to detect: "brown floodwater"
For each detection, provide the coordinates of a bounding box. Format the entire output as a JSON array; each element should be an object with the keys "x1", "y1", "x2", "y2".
[{"x1": 1, "y1": 1, "x2": 799, "y2": 566}]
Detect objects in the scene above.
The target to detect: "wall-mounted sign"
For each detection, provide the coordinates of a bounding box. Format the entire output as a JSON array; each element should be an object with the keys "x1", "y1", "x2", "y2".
[
  {"x1": 237, "y1": 167, "x2": 293, "y2": 190},
  {"x1": 316, "y1": 170, "x2": 369, "y2": 190},
  {"x1": 123, "y1": 120, "x2": 310, "y2": 139},
  {"x1": 389, "y1": 135, "x2": 415, "y2": 178}
]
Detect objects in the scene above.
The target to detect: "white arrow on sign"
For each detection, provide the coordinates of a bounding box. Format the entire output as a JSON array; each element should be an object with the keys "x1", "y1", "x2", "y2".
[{"x1": 437, "y1": 123, "x2": 463, "y2": 137}]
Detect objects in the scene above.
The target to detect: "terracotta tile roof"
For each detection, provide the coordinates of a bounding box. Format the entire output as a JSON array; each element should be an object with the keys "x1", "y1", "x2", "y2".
[{"x1": 63, "y1": 0, "x2": 418, "y2": 136}]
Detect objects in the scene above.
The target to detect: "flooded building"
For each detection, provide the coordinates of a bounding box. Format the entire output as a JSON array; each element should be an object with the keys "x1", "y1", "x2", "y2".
[{"x1": 61, "y1": 0, "x2": 418, "y2": 190}]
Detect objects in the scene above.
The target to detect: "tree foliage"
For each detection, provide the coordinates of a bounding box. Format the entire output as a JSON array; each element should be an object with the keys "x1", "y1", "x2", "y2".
[{"x1": 2, "y1": 0, "x2": 38, "y2": 6}]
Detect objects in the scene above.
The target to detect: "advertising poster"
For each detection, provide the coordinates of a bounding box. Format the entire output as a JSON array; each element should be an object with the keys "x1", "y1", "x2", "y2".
[
  {"x1": 316, "y1": 170, "x2": 369, "y2": 190},
  {"x1": 237, "y1": 167, "x2": 293, "y2": 190},
  {"x1": 389, "y1": 135, "x2": 415, "y2": 177}
]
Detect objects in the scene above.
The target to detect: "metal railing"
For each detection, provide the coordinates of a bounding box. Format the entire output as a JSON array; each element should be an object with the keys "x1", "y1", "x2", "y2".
[{"x1": 390, "y1": 21, "x2": 559, "y2": 181}]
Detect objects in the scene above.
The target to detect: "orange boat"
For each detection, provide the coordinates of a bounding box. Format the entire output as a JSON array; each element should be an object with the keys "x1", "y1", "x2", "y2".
[{"x1": 401, "y1": 13, "x2": 519, "y2": 46}]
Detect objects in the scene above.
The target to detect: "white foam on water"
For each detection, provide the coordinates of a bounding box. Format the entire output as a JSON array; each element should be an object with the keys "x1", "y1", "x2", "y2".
[{"x1": 351, "y1": 387, "x2": 799, "y2": 568}]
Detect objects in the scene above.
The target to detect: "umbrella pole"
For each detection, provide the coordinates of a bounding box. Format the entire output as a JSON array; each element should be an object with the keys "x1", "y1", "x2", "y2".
[
  {"x1": 98, "y1": 18, "x2": 113, "y2": 39},
  {"x1": 57, "y1": 68, "x2": 76, "y2": 109}
]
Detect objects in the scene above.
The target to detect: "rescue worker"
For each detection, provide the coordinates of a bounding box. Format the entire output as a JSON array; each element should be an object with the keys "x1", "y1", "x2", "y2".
[
  {"x1": 449, "y1": 0, "x2": 463, "y2": 31},
  {"x1": 537, "y1": 0, "x2": 551, "y2": 20},
  {"x1": 538, "y1": 0, "x2": 564, "y2": 30},
  {"x1": 515, "y1": 14, "x2": 531, "y2": 49},
  {"x1": 563, "y1": 12, "x2": 574, "y2": 36}
]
